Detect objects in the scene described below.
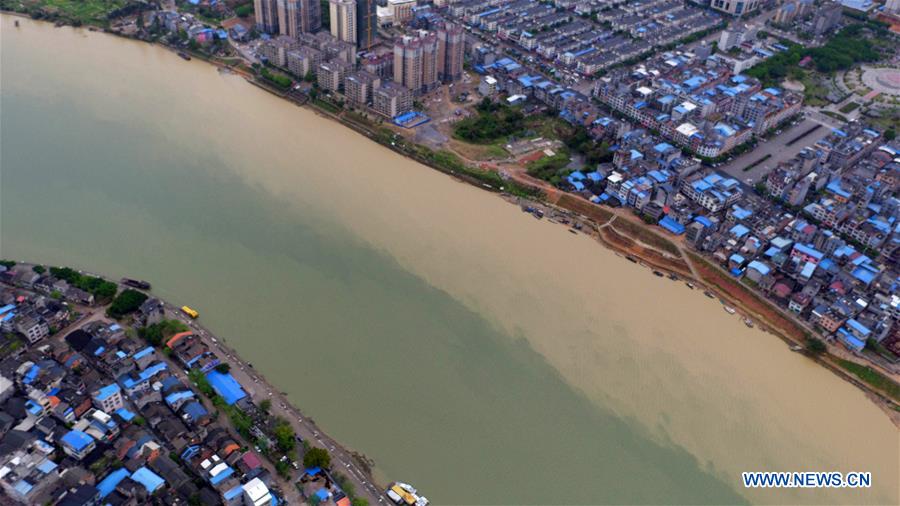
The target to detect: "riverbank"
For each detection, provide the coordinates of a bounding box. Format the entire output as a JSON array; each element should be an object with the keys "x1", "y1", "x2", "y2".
[
  {"x1": 0, "y1": 259, "x2": 384, "y2": 505},
  {"x1": 4, "y1": 15, "x2": 899, "y2": 504},
  {"x1": 6, "y1": 5, "x2": 900, "y2": 423}
]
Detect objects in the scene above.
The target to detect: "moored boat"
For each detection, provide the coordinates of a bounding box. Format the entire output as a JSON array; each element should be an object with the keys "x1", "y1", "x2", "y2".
[
  {"x1": 178, "y1": 51, "x2": 191, "y2": 61},
  {"x1": 121, "y1": 277, "x2": 151, "y2": 290},
  {"x1": 704, "y1": 290, "x2": 715, "y2": 298},
  {"x1": 723, "y1": 306, "x2": 736, "y2": 314},
  {"x1": 386, "y1": 482, "x2": 428, "y2": 506}
]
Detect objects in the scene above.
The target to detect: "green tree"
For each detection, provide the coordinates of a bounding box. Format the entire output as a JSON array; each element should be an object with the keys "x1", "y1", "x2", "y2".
[
  {"x1": 806, "y1": 337, "x2": 826, "y2": 355},
  {"x1": 273, "y1": 418, "x2": 296, "y2": 452},
  {"x1": 884, "y1": 128, "x2": 896, "y2": 141},
  {"x1": 32, "y1": 265, "x2": 45, "y2": 274},
  {"x1": 259, "y1": 399, "x2": 272, "y2": 413},
  {"x1": 303, "y1": 447, "x2": 331, "y2": 469},
  {"x1": 215, "y1": 363, "x2": 231, "y2": 374},
  {"x1": 139, "y1": 319, "x2": 189, "y2": 346},
  {"x1": 107, "y1": 289, "x2": 149, "y2": 318}
]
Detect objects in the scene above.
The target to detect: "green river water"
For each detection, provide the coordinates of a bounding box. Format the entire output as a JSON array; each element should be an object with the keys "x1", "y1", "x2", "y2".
[{"x1": 2, "y1": 15, "x2": 897, "y2": 505}]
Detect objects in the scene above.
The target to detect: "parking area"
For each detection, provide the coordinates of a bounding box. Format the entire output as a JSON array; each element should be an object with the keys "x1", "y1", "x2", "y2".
[{"x1": 719, "y1": 116, "x2": 834, "y2": 185}]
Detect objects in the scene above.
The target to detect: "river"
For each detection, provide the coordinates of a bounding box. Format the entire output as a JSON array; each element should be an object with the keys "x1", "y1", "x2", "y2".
[{"x1": 1, "y1": 15, "x2": 897, "y2": 505}]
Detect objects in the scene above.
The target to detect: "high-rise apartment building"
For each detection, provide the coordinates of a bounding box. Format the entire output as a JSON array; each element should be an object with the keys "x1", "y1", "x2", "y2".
[
  {"x1": 393, "y1": 32, "x2": 438, "y2": 95},
  {"x1": 356, "y1": 0, "x2": 377, "y2": 49},
  {"x1": 255, "y1": 0, "x2": 280, "y2": 33},
  {"x1": 436, "y1": 23, "x2": 464, "y2": 83},
  {"x1": 329, "y1": 0, "x2": 357, "y2": 44},
  {"x1": 388, "y1": 0, "x2": 416, "y2": 24},
  {"x1": 276, "y1": 0, "x2": 321, "y2": 38},
  {"x1": 302, "y1": 0, "x2": 322, "y2": 32},
  {"x1": 277, "y1": 0, "x2": 300, "y2": 37}
]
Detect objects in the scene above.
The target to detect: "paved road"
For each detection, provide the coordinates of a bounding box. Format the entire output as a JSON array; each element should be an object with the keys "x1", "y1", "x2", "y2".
[{"x1": 719, "y1": 113, "x2": 836, "y2": 185}]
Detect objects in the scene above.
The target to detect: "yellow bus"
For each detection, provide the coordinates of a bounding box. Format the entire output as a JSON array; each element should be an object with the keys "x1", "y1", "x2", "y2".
[{"x1": 180, "y1": 306, "x2": 199, "y2": 319}]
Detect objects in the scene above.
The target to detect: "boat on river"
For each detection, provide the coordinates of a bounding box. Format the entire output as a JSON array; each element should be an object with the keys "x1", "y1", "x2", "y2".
[
  {"x1": 723, "y1": 306, "x2": 736, "y2": 314},
  {"x1": 121, "y1": 277, "x2": 151, "y2": 290},
  {"x1": 386, "y1": 482, "x2": 429, "y2": 506},
  {"x1": 181, "y1": 306, "x2": 199, "y2": 319}
]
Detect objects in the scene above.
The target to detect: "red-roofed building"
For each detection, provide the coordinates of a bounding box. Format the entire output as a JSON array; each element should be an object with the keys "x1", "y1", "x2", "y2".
[
  {"x1": 238, "y1": 451, "x2": 263, "y2": 474},
  {"x1": 165, "y1": 331, "x2": 193, "y2": 349}
]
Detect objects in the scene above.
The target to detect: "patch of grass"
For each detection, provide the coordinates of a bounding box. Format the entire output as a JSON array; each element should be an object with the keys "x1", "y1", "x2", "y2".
[
  {"x1": 11, "y1": 0, "x2": 128, "y2": 25},
  {"x1": 613, "y1": 217, "x2": 679, "y2": 256},
  {"x1": 798, "y1": 73, "x2": 830, "y2": 107},
  {"x1": 260, "y1": 68, "x2": 292, "y2": 90},
  {"x1": 821, "y1": 110, "x2": 849, "y2": 123},
  {"x1": 837, "y1": 359, "x2": 900, "y2": 403},
  {"x1": 454, "y1": 99, "x2": 525, "y2": 144},
  {"x1": 526, "y1": 149, "x2": 571, "y2": 185},
  {"x1": 312, "y1": 99, "x2": 341, "y2": 114},
  {"x1": 838, "y1": 101, "x2": 861, "y2": 114}
]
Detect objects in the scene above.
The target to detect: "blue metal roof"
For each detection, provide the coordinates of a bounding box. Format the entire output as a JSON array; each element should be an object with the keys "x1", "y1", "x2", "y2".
[
  {"x1": 209, "y1": 465, "x2": 234, "y2": 485},
  {"x1": 95, "y1": 383, "x2": 120, "y2": 401},
  {"x1": 61, "y1": 430, "x2": 94, "y2": 452},
  {"x1": 205, "y1": 370, "x2": 247, "y2": 405},
  {"x1": 131, "y1": 467, "x2": 165, "y2": 493},
  {"x1": 659, "y1": 216, "x2": 684, "y2": 235},
  {"x1": 97, "y1": 468, "x2": 130, "y2": 498},
  {"x1": 133, "y1": 346, "x2": 155, "y2": 361}
]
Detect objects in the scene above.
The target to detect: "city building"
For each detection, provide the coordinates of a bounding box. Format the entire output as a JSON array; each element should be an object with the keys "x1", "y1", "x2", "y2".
[
  {"x1": 301, "y1": 0, "x2": 322, "y2": 33},
  {"x1": 329, "y1": 0, "x2": 358, "y2": 44},
  {"x1": 317, "y1": 59, "x2": 352, "y2": 92},
  {"x1": 15, "y1": 315, "x2": 49, "y2": 344},
  {"x1": 274, "y1": 0, "x2": 320, "y2": 36},
  {"x1": 393, "y1": 32, "x2": 438, "y2": 94},
  {"x1": 436, "y1": 23, "x2": 464, "y2": 83},
  {"x1": 92, "y1": 383, "x2": 125, "y2": 413},
  {"x1": 0, "y1": 442, "x2": 61, "y2": 504},
  {"x1": 356, "y1": 0, "x2": 378, "y2": 49},
  {"x1": 373, "y1": 82, "x2": 413, "y2": 118},
  {"x1": 287, "y1": 46, "x2": 323, "y2": 77},
  {"x1": 60, "y1": 430, "x2": 96, "y2": 460},
  {"x1": 389, "y1": 0, "x2": 416, "y2": 24},
  {"x1": 710, "y1": 0, "x2": 759, "y2": 16},
  {"x1": 254, "y1": 0, "x2": 279, "y2": 34},
  {"x1": 344, "y1": 71, "x2": 382, "y2": 106}
]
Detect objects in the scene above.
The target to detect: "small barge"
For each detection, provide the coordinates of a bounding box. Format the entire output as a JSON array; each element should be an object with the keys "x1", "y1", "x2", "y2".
[{"x1": 121, "y1": 277, "x2": 151, "y2": 290}]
